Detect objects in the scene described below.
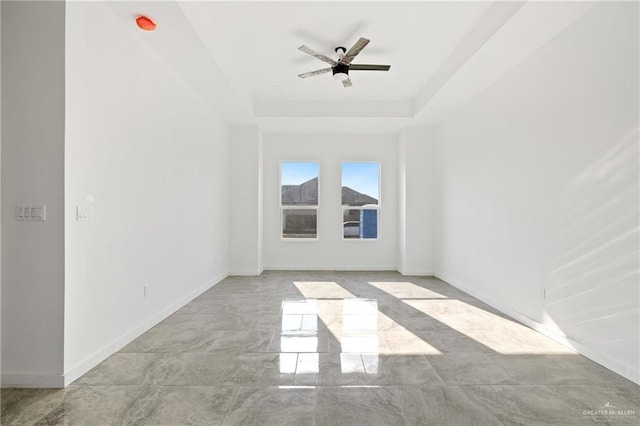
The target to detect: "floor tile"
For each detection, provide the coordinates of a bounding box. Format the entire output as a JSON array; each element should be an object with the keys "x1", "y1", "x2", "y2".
[
  {"x1": 294, "y1": 353, "x2": 370, "y2": 386},
  {"x1": 136, "y1": 386, "x2": 237, "y2": 425},
  {"x1": 426, "y1": 352, "x2": 516, "y2": 385},
  {"x1": 223, "y1": 386, "x2": 316, "y2": 425},
  {"x1": 33, "y1": 385, "x2": 236, "y2": 426},
  {"x1": 176, "y1": 352, "x2": 296, "y2": 386},
  {"x1": 1, "y1": 388, "x2": 65, "y2": 426},
  {"x1": 315, "y1": 386, "x2": 406, "y2": 426},
  {"x1": 3, "y1": 271, "x2": 638, "y2": 426},
  {"x1": 463, "y1": 384, "x2": 640, "y2": 425},
  {"x1": 268, "y1": 331, "x2": 331, "y2": 353},
  {"x1": 206, "y1": 330, "x2": 275, "y2": 353},
  {"x1": 40, "y1": 386, "x2": 160, "y2": 425},
  {"x1": 415, "y1": 329, "x2": 498, "y2": 353},
  {"x1": 362, "y1": 354, "x2": 445, "y2": 385},
  {"x1": 378, "y1": 330, "x2": 442, "y2": 355},
  {"x1": 164, "y1": 311, "x2": 257, "y2": 331},
  {"x1": 398, "y1": 385, "x2": 503, "y2": 425},
  {"x1": 252, "y1": 313, "x2": 328, "y2": 332},
  {"x1": 550, "y1": 384, "x2": 640, "y2": 423},
  {"x1": 120, "y1": 322, "x2": 220, "y2": 353},
  {"x1": 499, "y1": 354, "x2": 637, "y2": 386},
  {"x1": 72, "y1": 353, "x2": 184, "y2": 386}
]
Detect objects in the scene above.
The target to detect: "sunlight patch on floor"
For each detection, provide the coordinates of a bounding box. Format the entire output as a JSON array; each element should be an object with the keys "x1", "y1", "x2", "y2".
[
  {"x1": 293, "y1": 281, "x2": 354, "y2": 299},
  {"x1": 290, "y1": 282, "x2": 441, "y2": 356},
  {"x1": 368, "y1": 281, "x2": 447, "y2": 299},
  {"x1": 403, "y1": 299, "x2": 574, "y2": 354}
]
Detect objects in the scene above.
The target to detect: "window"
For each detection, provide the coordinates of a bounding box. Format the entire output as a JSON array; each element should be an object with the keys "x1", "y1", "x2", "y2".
[
  {"x1": 281, "y1": 162, "x2": 319, "y2": 239},
  {"x1": 341, "y1": 162, "x2": 380, "y2": 239}
]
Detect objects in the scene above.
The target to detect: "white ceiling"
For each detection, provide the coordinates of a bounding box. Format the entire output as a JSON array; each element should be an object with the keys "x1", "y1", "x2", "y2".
[
  {"x1": 107, "y1": 1, "x2": 597, "y2": 133},
  {"x1": 189, "y1": 2, "x2": 491, "y2": 100}
]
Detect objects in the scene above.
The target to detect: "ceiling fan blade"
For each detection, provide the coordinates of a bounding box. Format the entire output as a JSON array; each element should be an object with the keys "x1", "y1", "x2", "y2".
[
  {"x1": 298, "y1": 68, "x2": 332, "y2": 78},
  {"x1": 298, "y1": 45, "x2": 337, "y2": 66},
  {"x1": 341, "y1": 37, "x2": 370, "y2": 64},
  {"x1": 349, "y1": 64, "x2": 391, "y2": 71},
  {"x1": 342, "y1": 78, "x2": 353, "y2": 88}
]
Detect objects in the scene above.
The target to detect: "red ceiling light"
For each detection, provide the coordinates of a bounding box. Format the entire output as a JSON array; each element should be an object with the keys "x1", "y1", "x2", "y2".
[{"x1": 136, "y1": 16, "x2": 156, "y2": 31}]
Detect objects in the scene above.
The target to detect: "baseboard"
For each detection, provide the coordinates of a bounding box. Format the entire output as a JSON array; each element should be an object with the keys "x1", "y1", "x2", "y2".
[
  {"x1": 62, "y1": 272, "x2": 227, "y2": 387},
  {"x1": 229, "y1": 269, "x2": 263, "y2": 276},
  {"x1": 434, "y1": 272, "x2": 640, "y2": 386},
  {"x1": 262, "y1": 265, "x2": 397, "y2": 271},
  {"x1": 398, "y1": 268, "x2": 434, "y2": 277},
  {"x1": 1, "y1": 373, "x2": 64, "y2": 388}
]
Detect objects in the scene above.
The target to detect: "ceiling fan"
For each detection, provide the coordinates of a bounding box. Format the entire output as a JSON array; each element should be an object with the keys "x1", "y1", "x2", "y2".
[{"x1": 297, "y1": 37, "x2": 390, "y2": 88}]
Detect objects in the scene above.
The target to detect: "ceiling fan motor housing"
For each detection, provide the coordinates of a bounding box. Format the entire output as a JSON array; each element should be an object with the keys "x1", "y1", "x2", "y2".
[{"x1": 332, "y1": 62, "x2": 349, "y2": 81}]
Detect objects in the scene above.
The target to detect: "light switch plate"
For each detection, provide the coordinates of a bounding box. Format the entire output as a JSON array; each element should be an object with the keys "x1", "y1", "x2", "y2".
[
  {"x1": 77, "y1": 206, "x2": 95, "y2": 221},
  {"x1": 16, "y1": 205, "x2": 46, "y2": 221}
]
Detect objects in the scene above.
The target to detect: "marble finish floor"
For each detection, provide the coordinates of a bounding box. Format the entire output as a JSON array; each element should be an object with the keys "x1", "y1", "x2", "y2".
[{"x1": 2, "y1": 271, "x2": 639, "y2": 425}]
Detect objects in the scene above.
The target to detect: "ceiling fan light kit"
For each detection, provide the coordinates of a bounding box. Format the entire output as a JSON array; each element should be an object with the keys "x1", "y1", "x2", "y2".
[
  {"x1": 298, "y1": 37, "x2": 390, "y2": 88},
  {"x1": 332, "y1": 63, "x2": 350, "y2": 81}
]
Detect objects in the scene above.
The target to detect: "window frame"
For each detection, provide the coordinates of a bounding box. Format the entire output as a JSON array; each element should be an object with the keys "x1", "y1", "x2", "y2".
[
  {"x1": 340, "y1": 161, "x2": 381, "y2": 241},
  {"x1": 279, "y1": 160, "x2": 320, "y2": 241}
]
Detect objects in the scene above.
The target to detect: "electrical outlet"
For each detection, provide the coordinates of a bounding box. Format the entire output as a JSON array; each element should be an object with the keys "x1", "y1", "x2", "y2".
[
  {"x1": 144, "y1": 285, "x2": 150, "y2": 298},
  {"x1": 541, "y1": 288, "x2": 546, "y2": 300}
]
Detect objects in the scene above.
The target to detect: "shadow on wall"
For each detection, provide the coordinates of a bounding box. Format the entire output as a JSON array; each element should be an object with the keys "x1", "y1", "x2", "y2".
[{"x1": 546, "y1": 126, "x2": 639, "y2": 373}]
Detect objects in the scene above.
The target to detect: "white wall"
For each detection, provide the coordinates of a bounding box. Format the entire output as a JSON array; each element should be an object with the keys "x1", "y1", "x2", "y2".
[
  {"x1": 398, "y1": 128, "x2": 435, "y2": 275},
  {"x1": 1, "y1": 1, "x2": 66, "y2": 387},
  {"x1": 262, "y1": 133, "x2": 398, "y2": 270},
  {"x1": 229, "y1": 126, "x2": 263, "y2": 275},
  {"x1": 63, "y1": 2, "x2": 230, "y2": 384},
  {"x1": 434, "y1": 2, "x2": 639, "y2": 383}
]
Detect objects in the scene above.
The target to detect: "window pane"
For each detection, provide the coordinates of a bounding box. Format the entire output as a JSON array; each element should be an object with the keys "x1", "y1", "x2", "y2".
[
  {"x1": 283, "y1": 209, "x2": 317, "y2": 239},
  {"x1": 343, "y1": 209, "x2": 378, "y2": 239},
  {"x1": 341, "y1": 162, "x2": 379, "y2": 206},
  {"x1": 281, "y1": 162, "x2": 318, "y2": 206}
]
